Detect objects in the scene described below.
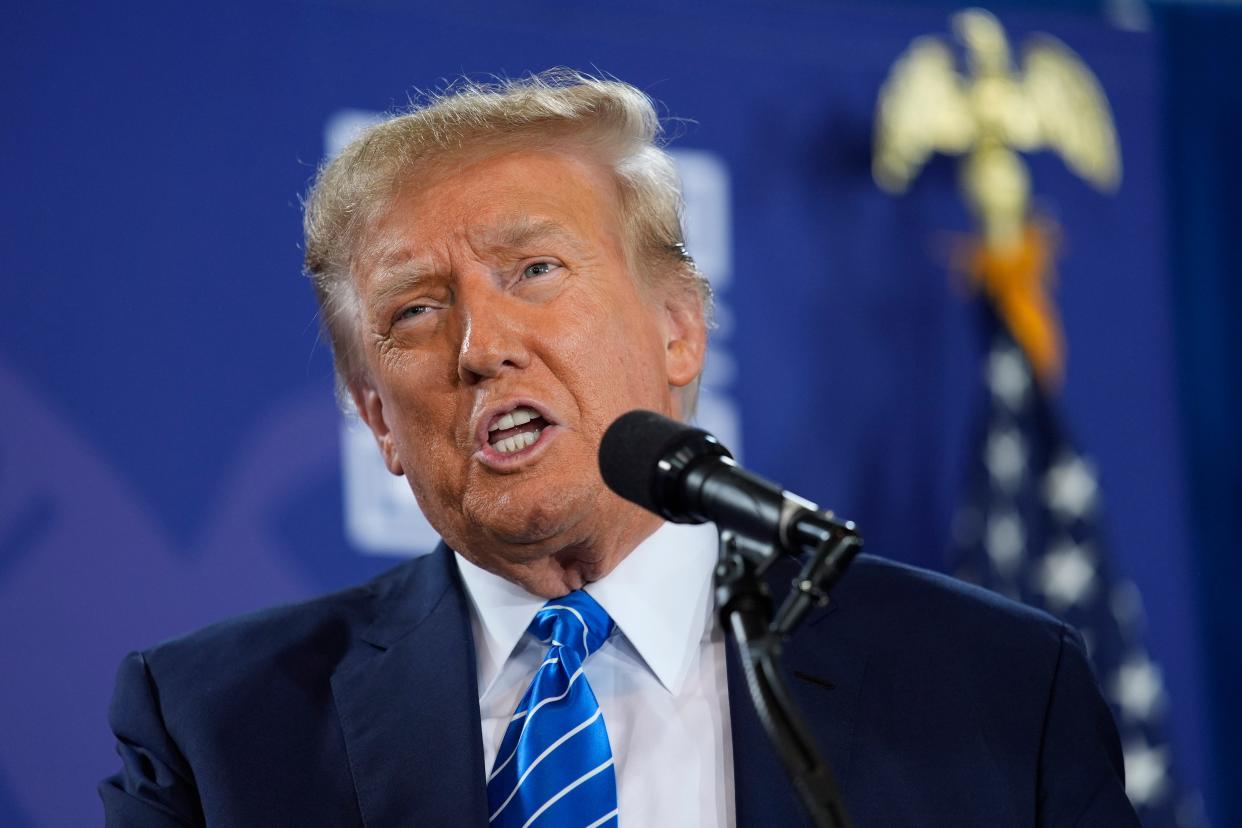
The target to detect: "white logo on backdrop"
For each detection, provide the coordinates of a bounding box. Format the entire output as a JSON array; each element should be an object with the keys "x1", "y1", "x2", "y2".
[{"x1": 324, "y1": 111, "x2": 741, "y2": 555}]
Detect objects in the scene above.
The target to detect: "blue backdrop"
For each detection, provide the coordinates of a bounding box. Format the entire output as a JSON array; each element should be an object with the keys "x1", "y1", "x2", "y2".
[{"x1": 0, "y1": 1, "x2": 1228, "y2": 825}]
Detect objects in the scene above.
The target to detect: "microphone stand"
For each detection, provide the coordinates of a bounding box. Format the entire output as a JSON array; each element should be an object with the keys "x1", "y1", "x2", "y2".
[{"x1": 714, "y1": 517, "x2": 862, "y2": 828}]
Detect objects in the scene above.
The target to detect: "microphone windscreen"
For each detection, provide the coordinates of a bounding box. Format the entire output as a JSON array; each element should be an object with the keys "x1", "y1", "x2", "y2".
[{"x1": 598, "y1": 410, "x2": 696, "y2": 514}]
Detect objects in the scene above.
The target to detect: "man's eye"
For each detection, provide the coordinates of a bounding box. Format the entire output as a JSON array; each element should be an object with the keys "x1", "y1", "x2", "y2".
[
  {"x1": 522, "y1": 261, "x2": 557, "y2": 279},
  {"x1": 397, "y1": 305, "x2": 429, "y2": 321}
]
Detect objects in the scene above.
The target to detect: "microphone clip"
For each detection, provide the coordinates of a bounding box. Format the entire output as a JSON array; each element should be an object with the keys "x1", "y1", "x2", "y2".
[{"x1": 771, "y1": 510, "x2": 862, "y2": 638}]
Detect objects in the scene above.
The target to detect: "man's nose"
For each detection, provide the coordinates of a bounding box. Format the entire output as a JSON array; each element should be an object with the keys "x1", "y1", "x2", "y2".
[{"x1": 454, "y1": 285, "x2": 530, "y2": 385}]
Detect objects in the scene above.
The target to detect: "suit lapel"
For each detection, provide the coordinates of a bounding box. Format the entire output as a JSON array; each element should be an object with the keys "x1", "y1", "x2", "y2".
[
  {"x1": 331, "y1": 546, "x2": 488, "y2": 828},
  {"x1": 725, "y1": 559, "x2": 868, "y2": 826}
]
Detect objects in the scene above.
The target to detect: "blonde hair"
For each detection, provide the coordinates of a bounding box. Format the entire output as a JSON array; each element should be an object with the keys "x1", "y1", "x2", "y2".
[{"x1": 302, "y1": 69, "x2": 710, "y2": 393}]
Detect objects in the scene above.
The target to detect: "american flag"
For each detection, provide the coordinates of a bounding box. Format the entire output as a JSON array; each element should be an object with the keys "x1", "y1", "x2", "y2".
[{"x1": 949, "y1": 312, "x2": 1202, "y2": 827}]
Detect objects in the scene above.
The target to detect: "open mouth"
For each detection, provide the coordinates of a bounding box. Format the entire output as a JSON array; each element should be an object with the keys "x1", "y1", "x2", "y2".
[{"x1": 486, "y1": 405, "x2": 552, "y2": 455}]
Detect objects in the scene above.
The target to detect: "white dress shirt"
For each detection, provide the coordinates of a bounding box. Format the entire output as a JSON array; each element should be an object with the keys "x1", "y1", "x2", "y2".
[{"x1": 454, "y1": 521, "x2": 736, "y2": 827}]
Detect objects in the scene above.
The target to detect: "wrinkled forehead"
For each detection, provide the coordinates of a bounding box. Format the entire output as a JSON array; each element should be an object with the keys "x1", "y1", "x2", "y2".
[
  {"x1": 351, "y1": 145, "x2": 634, "y2": 278},
  {"x1": 370, "y1": 213, "x2": 587, "y2": 266}
]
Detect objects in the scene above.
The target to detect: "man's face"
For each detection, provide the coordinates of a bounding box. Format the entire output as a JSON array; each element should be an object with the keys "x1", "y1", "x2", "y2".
[{"x1": 349, "y1": 145, "x2": 705, "y2": 596}]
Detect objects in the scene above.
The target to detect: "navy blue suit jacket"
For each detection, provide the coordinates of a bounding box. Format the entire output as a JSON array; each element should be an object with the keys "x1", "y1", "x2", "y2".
[{"x1": 100, "y1": 547, "x2": 1138, "y2": 826}]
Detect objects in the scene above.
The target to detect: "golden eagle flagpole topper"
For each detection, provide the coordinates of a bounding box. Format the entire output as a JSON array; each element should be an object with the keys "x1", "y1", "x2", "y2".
[{"x1": 873, "y1": 7, "x2": 1121, "y2": 387}]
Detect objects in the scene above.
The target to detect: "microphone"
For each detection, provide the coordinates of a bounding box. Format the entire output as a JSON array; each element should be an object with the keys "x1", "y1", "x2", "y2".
[
  {"x1": 598, "y1": 410, "x2": 852, "y2": 559},
  {"x1": 602, "y1": 410, "x2": 859, "y2": 827}
]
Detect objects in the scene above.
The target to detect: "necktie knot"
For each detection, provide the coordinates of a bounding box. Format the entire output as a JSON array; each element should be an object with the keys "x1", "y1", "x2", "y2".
[{"x1": 528, "y1": 590, "x2": 614, "y2": 666}]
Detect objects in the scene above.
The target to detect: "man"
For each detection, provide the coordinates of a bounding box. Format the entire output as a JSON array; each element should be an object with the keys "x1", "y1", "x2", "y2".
[{"x1": 101, "y1": 71, "x2": 1138, "y2": 826}]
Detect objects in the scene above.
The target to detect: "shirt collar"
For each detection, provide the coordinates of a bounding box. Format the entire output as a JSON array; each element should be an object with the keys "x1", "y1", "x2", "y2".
[
  {"x1": 454, "y1": 520, "x2": 719, "y2": 698},
  {"x1": 455, "y1": 551, "x2": 545, "y2": 701}
]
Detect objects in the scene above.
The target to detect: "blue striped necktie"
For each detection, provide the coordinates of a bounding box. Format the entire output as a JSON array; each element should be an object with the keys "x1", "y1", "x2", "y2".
[{"x1": 486, "y1": 590, "x2": 619, "y2": 828}]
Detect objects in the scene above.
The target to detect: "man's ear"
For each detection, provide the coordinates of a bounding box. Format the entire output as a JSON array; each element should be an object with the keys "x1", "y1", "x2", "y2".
[
  {"x1": 349, "y1": 379, "x2": 405, "y2": 477},
  {"x1": 662, "y1": 287, "x2": 708, "y2": 391}
]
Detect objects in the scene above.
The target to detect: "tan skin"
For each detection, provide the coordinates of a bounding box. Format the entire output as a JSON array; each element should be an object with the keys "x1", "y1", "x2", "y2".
[{"x1": 349, "y1": 145, "x2": 707, "y2": 597}]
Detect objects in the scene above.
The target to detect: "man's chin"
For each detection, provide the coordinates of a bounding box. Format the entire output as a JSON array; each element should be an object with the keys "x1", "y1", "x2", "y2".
[
  {"x1": 470, "y1": 511, "x2": 577, "y2": 550},
  {"x1": 459, "y1": 483, "x2": 594, "y2": 547}
]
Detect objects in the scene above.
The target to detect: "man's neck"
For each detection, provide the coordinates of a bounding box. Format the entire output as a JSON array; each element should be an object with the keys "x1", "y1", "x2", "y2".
[{"x1": 463, "y1": 507, "x2": 664, "y2": 598}]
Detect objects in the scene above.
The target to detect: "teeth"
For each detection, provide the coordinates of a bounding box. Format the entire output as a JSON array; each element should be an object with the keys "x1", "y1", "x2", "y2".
[
  {"x1": 488, "y1": 406, "x2": 540, "y2": 432},
  {"x1": 493, "y1": 428, "x2": 542, "y2": 454}
]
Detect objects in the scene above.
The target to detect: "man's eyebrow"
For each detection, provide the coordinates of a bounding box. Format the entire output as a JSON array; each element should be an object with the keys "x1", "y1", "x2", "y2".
[
  {"x1": 363, "y1": 251, "x2": 436, "y2": 315},
  {"x1": 479, "y1": 216, "x2": 576, "y2": 250}
]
